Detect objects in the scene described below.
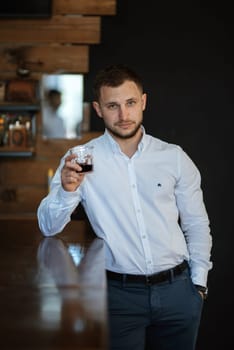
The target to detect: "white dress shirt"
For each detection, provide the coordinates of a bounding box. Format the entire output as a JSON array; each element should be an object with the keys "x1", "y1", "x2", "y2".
[{"x1": 37, "y1": 128, "x2": 212, "y2": 286}]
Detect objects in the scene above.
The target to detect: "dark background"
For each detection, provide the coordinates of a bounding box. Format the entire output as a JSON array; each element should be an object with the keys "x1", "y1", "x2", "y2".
[{"x1": 84, "y1": 1, "x2": 233, "y2": 349}]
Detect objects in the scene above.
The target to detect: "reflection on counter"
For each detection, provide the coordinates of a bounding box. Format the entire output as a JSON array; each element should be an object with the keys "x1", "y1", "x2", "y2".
[{"x1": 36, "y1": 237, "x2": 107, "y2": 331}]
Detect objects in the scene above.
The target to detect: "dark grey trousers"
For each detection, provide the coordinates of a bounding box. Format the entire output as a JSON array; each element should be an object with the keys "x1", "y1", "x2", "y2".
[{"x1": 107, "y1": 268, "x2": 203, "y2": 350}]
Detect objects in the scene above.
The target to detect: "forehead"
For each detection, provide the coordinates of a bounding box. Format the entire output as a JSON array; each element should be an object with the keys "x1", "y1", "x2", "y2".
[{"x1": 99, "y1": 80, "x2": 142, "y2": 103}]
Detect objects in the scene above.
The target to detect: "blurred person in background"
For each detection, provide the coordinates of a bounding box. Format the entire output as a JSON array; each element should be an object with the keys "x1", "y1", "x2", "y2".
[{"x1": 42, "y1": 89, "x2": 66, "y2": 138}]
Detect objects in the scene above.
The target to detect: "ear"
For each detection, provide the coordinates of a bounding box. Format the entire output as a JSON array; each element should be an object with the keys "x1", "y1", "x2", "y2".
[
  {"x1": 92, "y1": 101, "x2": 103, "y2": 118},
  {"x1": 142, "y1": 93, "x2": 147, "y2": 111}
]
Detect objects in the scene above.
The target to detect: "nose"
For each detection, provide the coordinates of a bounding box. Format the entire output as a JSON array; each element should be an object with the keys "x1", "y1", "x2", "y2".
[{"x1": 119, "y1": 105, "x2": 128, "y2": 120}]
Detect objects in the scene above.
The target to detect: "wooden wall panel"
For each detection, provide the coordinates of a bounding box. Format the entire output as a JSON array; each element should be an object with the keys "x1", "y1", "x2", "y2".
[
  {"x1": 54, "y1": 0, "x2": 116, "y2": 15},
  {"x1": 0, "y1": 16, "x2": 101, "y2": 44},
  {"x1": 0, "y1": 45, "x2": 89, "y2": 74},
  {"x1": 25, "y1": 45, "x2": 89, "y2": 73},
  {"x1": 0, "y1": 187, "x2": 46, "y2": 214},
  {"x1": 0, "y1": 1, "x2": 117, "y2": 75},
  {"x1": 0, "y1": 160, "x2": 59, "y2": 186}
]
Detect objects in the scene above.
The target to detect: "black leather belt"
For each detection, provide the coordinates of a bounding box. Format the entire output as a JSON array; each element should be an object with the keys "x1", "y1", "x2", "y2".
[{"x1": 106, "y1": 260, "x2": 188, "y2": 285}]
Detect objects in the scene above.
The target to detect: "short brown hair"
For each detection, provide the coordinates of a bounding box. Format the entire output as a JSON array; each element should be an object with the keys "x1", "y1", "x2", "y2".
[{"x1": 93, "y1": 64, "x2": 143, "y2": 101}]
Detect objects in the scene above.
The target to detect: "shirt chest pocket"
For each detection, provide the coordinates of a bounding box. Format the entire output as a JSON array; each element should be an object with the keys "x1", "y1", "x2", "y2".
[{"x1": 138, "y1": 174, "x2": 177, "y2": 203}]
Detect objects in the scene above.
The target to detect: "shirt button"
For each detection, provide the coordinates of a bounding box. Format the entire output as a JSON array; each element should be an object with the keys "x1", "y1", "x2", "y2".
[{"x1": 142, "y1": 235, "x2": 146, "y2": 239}]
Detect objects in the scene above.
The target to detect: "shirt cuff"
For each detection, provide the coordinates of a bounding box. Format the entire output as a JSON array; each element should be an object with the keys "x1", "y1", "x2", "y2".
[{"x1": 190, "y1": 265, "x2": 209, "y2": 287}]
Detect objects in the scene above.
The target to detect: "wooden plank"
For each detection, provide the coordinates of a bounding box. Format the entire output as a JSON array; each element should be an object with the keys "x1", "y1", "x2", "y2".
[
  {"x1": 54, "y1": 0, "x2": 116, "y2": 15},
  {"x1": 0, "y1": 186, "x2": 46, "y2": 214},
  {"x1": 24, "y1": 45, "x2": 89, "y2": 73},
  {"x1": 0, "y1": 70, "x2": 43, "y2": 80},
  {"x1": 0, "y1": 16, "x2": 101, "y2": 44},
  {"x1": 0, "y1": 161, "x2": 60, "y2": 186},
  {"x1": 0, "y1": 45, "x2": 89, "y2": 73}
]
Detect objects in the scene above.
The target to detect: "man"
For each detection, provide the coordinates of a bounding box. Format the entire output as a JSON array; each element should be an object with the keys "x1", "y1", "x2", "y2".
[
  {"x1": 37, "y1": 64, "x2": 212, "y2": 350},
  {"x1": 42, "y1": 89, "x2": 66, "y2": 138}
]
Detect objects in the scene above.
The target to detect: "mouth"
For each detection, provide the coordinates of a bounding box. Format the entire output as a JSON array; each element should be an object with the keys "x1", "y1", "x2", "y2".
[{"x1": 116, "y1": 122, "x2": 134, "y2": 129}]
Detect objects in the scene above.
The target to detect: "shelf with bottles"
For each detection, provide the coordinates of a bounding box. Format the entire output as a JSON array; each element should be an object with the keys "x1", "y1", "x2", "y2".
[{"x1": 0, "y1": 107, "x2": 38, "y2": 157}]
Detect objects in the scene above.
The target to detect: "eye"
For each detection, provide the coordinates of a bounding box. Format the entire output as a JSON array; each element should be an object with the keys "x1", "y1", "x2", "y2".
[
  {"x1": 107, "y1": 103, "x2": 118, "y2": 110},
  {"x1": 126, "y1": 99, "x2": 136, "y2": 107}
]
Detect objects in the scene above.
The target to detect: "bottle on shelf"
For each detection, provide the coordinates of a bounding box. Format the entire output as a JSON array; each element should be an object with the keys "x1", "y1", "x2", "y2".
[{"x1": 8, "y1": 120, "x2": 27, "y2": 148}]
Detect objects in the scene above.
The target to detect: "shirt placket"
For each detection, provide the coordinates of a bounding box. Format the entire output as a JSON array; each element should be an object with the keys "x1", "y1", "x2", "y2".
[{"x1": 127, "y1": 158, "x2": 154, "y2": 275}]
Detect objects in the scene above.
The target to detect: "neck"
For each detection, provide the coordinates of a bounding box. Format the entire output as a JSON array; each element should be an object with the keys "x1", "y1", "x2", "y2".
[{"x1": 110, "y1": 128, "x2": 143, "y2": 158}]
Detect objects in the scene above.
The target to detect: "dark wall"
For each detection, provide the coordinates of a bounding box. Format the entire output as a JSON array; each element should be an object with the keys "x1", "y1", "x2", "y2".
[{"x1": 84, "y1": 1, "x2": 233, "y2": 349}]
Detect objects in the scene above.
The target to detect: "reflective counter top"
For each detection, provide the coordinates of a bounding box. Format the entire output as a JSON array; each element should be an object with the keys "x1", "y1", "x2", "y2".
[{"x1": 0, "y1": 219, "x2": 108, "y2": 349}]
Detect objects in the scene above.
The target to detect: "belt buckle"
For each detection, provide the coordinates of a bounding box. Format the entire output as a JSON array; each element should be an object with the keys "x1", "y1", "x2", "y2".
[{"x1": 145, "y1": 275, "x2": 152, "y2": 285}]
